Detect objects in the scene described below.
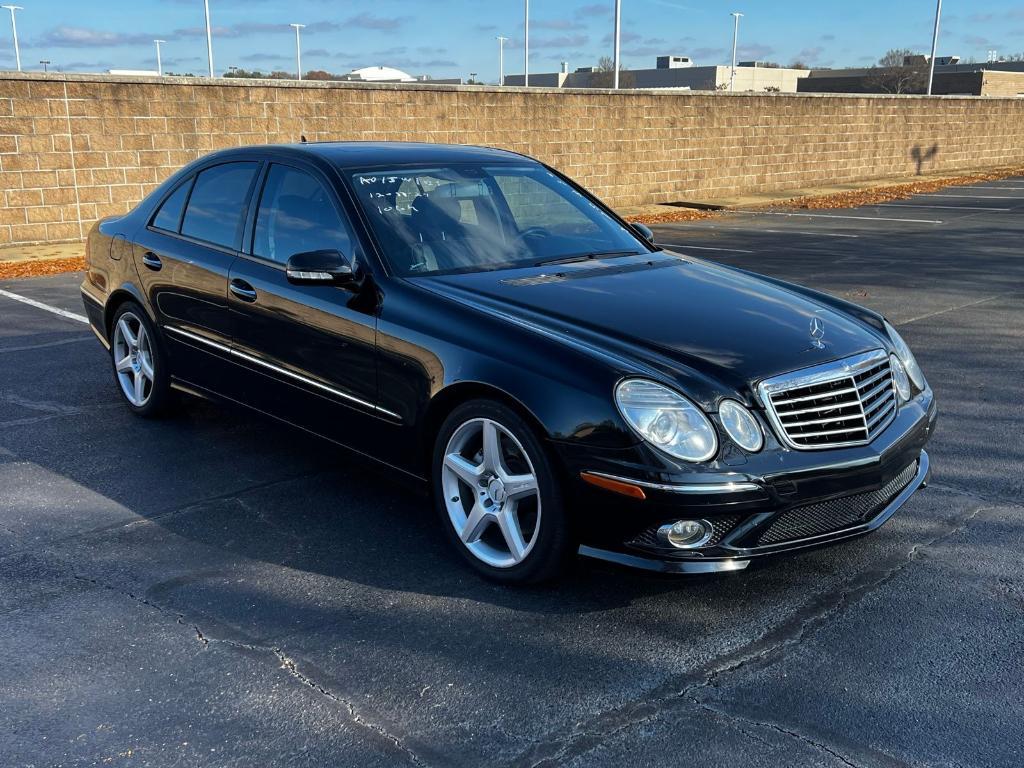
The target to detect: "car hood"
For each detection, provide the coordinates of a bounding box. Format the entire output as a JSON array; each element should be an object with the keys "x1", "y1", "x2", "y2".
[{"x1": 413, "y1": 253, "x2": 885, "y2": 403}]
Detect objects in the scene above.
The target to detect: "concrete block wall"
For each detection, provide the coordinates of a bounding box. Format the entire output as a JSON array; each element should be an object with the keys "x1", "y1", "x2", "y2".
[{"x1": 1, "y1": 72, "x2": 1023, "y2": 246}]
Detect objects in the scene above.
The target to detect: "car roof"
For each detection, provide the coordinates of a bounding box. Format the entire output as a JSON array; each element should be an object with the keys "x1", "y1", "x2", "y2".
[{"x1": 201, "y1": 141, "x2": 532, "y2": 169}]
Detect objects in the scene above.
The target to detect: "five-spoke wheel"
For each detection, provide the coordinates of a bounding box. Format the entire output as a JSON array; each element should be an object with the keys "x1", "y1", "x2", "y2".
[
  {"x1": 112, "y1": 311, "x2": 155, "y2": 407},
  {"x1": 109, "y1": 302, "x2": 171, "y2": 417},
  {"x1": 433, "y1": 400, "x2": 573, "y2": 583}
]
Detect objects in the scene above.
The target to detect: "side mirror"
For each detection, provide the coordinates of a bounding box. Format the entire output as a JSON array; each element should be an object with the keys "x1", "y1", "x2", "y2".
[
  {"x1": 632, "y1": 222, "x2": 656, "y2": 244},
  {"x1": 285, "y1": 249, "x2": 359, "y2": 288}
]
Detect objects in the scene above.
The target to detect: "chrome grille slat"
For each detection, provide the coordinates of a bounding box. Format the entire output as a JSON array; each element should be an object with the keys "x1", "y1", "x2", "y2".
[
  {"x1": 770, "y1": 387, "x2": 859, "y2": 407},
  {"x1": 777, "y1": 402, "x2": 862, "y2": 418},
  {"x1": 859, "y1": 378, "x2": 893, "y2": 406},
  {"x1": 758, "y1": 350, "x2": 898, "y2": 450},
  {"x1": 856, "y1": 368, "x2": 891, "y2": 390},
  {"x1": 780, "y1": 413, "x2": 865, "y2": 428}
]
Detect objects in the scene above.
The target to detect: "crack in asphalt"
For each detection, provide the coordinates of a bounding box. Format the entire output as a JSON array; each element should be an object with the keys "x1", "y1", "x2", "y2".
[
  {"x1": 72, "y1": 572, "x2": 429, "y2": 767},
  {"x1": 506, "y1": 502, "x2": 988, "y2": 768},
  {"x1": 689, "y1": 699, "x2": 869, "y2": 768}
]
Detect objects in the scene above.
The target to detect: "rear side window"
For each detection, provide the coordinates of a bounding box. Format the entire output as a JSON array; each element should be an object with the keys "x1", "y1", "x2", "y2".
[
  {"x1": 151, "y1": 178, "x2": 192, "y2": 232},
  {"x1": 180, "y1": 162, "x2": 259, "y2": 249}
]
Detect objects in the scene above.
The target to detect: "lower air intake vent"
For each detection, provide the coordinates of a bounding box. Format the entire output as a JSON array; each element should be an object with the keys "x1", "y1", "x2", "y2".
[{"x1": 758, "y1": 461, "x2": 918, "y2": 546}]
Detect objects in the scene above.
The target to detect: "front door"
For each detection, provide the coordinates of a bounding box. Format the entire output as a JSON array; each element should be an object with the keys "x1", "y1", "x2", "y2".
[{"x1": 226, "y1": 162, "x2": 390, "y2": 455}]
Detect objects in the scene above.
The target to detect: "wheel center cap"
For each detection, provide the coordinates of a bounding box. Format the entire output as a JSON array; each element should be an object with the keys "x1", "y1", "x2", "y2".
[{"x1": 487, "y1": 477, "x2": 507, "y2": 505}]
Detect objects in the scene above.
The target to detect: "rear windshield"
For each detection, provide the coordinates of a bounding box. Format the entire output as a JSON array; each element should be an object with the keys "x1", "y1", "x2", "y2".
[{"x1": 347, "y1": 164, "x2": 647, "y2": 276}]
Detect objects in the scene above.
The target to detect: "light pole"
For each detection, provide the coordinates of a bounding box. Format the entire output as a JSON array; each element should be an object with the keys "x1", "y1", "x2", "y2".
[
  {"x1": 290, "y1": 23, "x2": 305, "y2": 80},
  {"x1": 203, "y1": 0, "x2": 214, "y2": 77},
  {"x1": 154, "y1": 39, "x2": 165, "y2": 76},
  {"x1": 497, "y1": 36, "x2": 508, "y2": 85},
  {"x1": 524, "y1": 0, "x2": 532, "y2": 87},
  {"x1": 926, "y1": 0, "x2": 942, "y2": 95},
  {"x1": 729, "y1": 11, "x2": 743, "y2": 92},
  {"x1": 39, "y1": 59, "x2": 49, "y2": 72},
  {"x1": 612, "y1": 0, "x2": 621, "y2": 89},
  {"x1": 1, "y1": 5, "x2": 22, "y2": 72}
]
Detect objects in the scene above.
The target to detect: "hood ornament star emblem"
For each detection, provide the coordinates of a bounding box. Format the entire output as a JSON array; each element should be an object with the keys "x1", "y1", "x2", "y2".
[{"x1": 809, "y1": 317, "x2": 827, "y2": 349}]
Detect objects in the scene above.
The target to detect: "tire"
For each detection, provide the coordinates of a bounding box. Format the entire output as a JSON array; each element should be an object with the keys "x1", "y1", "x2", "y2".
[
  {"x1": 109, "y1": 301, "x2": 173, "y2": 418},
  {"x1": 432, "y1": 399, "x2": 574, "y2": 584}
]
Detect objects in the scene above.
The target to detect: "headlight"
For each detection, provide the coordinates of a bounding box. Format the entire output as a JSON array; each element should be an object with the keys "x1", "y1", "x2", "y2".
[
  {"x1": 718, "y1": 399, "x2": 763, "y2": 452},
  {"x1": 890, "y1": 355, "x2": 911, "y2": 402},
  {"x1": 615, "y1": 379, "x2": 718, "y2": 462},
  {"x1": 884, "y1": 320, "x2": 926, "y2": 391}
]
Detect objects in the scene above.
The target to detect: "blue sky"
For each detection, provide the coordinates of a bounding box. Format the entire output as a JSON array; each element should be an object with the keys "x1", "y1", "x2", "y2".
[{"x1": 2, "y1": 1, "x2": 1022, "y2": 80}]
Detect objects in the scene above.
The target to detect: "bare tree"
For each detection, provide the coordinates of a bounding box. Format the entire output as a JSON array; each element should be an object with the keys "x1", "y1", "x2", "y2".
[
  {"x1": 589, "y1": 56, "x2": 635, "y2": 88},
  {"x1": 877, "y1": 48, "x2": 917, "y2": 68},
  {"x1": 867, "y1": 48, "x2": 928, "y2": 94}
]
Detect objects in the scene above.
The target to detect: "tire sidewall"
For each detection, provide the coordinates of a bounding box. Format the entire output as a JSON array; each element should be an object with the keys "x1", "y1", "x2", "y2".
[
  {"x1": 110, "y1": 301, "x2": 171, "y2": 417},
  {"x1": 432, "y1": 399, "x2": 573, "y2": 584}
]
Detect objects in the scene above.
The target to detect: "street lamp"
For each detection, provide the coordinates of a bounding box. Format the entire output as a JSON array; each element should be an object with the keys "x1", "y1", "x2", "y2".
[
  {"x1": 729, "y1": 11, "x2": 743, "y2": 92},
  {"x1": 154, "y1": 39, "x2": 166, "y2": 76},
  {"x1": 612, "y1": 0, "x2": 621, "y2": 89},
  {"x1": 1, "y1": 5, "x2": 22, "y2": 72},
  {"x1": 497, "y1": 36, "x2": 508, "y2": 85},
  {"x1": 290, "y1": 23, "x2": 305, "y2": 80},
  {"x1": 469, "y1": 72, "x2": 477, "y2": 84},
  {"x1": 524, "y1": 0, "x2": 532, "y2": 87},
  {"x1": 39, "y1": 59, "x2": 49, "y2": 72},
  {"x1": 926, "y1": 0, "x2": 942, "y2": 95},
  {"x1": 203, "y1": 0, "x2": 214, "y2": 77}
]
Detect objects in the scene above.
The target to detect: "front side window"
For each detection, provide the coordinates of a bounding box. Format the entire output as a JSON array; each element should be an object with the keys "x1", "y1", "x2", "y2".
[
  {"x1": 180, "y1": 162, "x2": 259, "y2": 249},
  {"x1": 252, "y1": 165, "x2": 354, "y2": 264},
  {"x1": 348, "y1": 164, "x2": 647, "y2": 276}
]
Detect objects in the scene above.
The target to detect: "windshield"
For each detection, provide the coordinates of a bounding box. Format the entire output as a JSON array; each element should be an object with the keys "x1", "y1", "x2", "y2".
[{"x1": 347, "y1": 164, "x2": 649, "y2": 276}]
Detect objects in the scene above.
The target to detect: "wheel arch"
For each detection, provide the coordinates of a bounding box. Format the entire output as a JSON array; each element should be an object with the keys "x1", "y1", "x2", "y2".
[
  {"x1": 419, "y1": 381, "x2": 555, "y2": 477},
  {"x1": 103, "y1": 283, "x2": 153, "y2": 338}
]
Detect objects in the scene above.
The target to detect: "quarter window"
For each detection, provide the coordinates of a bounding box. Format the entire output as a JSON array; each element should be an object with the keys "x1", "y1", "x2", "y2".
[
  {"x1": 151, "y1": 178, "x2": 192, "y2": 233},
  {"x1": 180, "y1": 162, "x2": 259, "y2": 249},
  {"x1": 252, "y1": 165, "x2": 354, "y2": 264}
]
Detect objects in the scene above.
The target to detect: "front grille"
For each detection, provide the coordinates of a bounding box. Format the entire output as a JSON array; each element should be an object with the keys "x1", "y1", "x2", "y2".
[
  {"x1": 760, "y1": 350, "x2": 897, "y2": 450},
  {"x1": 758, "y1": 461, "x2": 919, "y2": 545},
  {"x1": 629, "y1": 515, "x2": 741, "y2": 552}
]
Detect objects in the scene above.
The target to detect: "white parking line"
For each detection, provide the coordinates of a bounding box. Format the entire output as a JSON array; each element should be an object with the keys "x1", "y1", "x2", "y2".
[
  {"x1": 916, "y1": 193, "x2": 1023, "y2": 200},
  {"x1": 656, "y1": 243, "x2": 755, "y2": 253},
  {"x1": 879, "y1": 203, "x2": 1010, "y2": 212},
  {"x1": 703, "y1": 226, "x2": 860, "y2": 238},
  {"x1": 0, "y1": 288, "x2": 89, "y2": 324},
  {"x1": 751, "y1": 211, "x2": 942, "y2": 224}
]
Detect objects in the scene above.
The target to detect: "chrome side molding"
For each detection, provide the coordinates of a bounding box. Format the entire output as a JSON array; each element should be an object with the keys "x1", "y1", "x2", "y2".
[{"x1": 164, "y1": 325, "x2": 402, "y2": 420}]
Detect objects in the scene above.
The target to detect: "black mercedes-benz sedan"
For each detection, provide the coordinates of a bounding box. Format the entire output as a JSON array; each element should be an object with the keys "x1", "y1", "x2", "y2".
[{"x1": 80, "y1": 142, "x2": 936, "y2": 583}]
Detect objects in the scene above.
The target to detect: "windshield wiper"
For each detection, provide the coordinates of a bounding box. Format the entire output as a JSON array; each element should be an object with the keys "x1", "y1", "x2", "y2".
[{"x1": 534, "y1": 250, "x2": 641, "y2": 268}]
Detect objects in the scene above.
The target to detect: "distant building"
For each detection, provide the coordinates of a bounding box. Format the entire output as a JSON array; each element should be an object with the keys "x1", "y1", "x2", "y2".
[
  {"x1": 107, "y1": 69, "x2": 161, "y2": 77},
  {"x1": 799, "y1": 61, "x2": 1024, "y2": 97},
  {"x1": 337, "y1": 66, "x2": 418, "y2": 83},
  {"x1": 504, "y1": 56, "x2": 810, "y2": 92},
  {"x1": 333, "y1": 66, "x2": 463, "y2": 86}
]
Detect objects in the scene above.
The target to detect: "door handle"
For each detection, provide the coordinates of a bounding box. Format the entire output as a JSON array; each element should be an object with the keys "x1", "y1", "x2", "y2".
[
  {"x1": 229, "y1": 279, "x2": 258, "y2": 302},
  {"x1": 142, "y1": 252, "x2": 162, "y2": 271}
]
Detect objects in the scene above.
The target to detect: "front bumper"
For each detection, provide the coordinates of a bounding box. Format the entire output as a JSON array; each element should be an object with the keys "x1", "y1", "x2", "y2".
[{"x1": 561, "y1": 388, "x2": 937, "y2": 574}]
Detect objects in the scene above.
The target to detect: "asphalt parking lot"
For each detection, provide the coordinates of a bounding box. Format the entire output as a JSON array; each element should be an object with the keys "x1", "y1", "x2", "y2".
[{"x1": 2, "y1": 178, "x2": 1022, "y2": 767}]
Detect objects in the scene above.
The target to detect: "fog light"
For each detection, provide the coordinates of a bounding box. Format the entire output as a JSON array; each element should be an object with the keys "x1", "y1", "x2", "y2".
[{"x1": 658, "y1": 519, "x2": 713, "y2": 549}]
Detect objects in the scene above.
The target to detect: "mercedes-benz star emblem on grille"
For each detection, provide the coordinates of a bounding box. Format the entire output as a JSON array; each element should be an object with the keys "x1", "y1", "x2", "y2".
[{"x1": 809, "y1": 317, "x2": 826, "y2": 349}]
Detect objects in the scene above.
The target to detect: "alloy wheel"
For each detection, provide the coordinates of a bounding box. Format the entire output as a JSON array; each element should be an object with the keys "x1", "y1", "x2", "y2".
[
  {"x1": 112, "y1": 311, "x2": 155, "y2": 407},
  {"x1": 441, "y1": 417, "x2": 542, "y2": 568}
]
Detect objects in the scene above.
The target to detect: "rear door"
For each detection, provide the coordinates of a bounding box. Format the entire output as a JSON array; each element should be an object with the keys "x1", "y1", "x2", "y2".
[
  {"x1": 131, "y1": 160, "x2": 260, "y2": 394},
  {"x1": 225, "y1": 161, "x2": 388, "y2": 452}
]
